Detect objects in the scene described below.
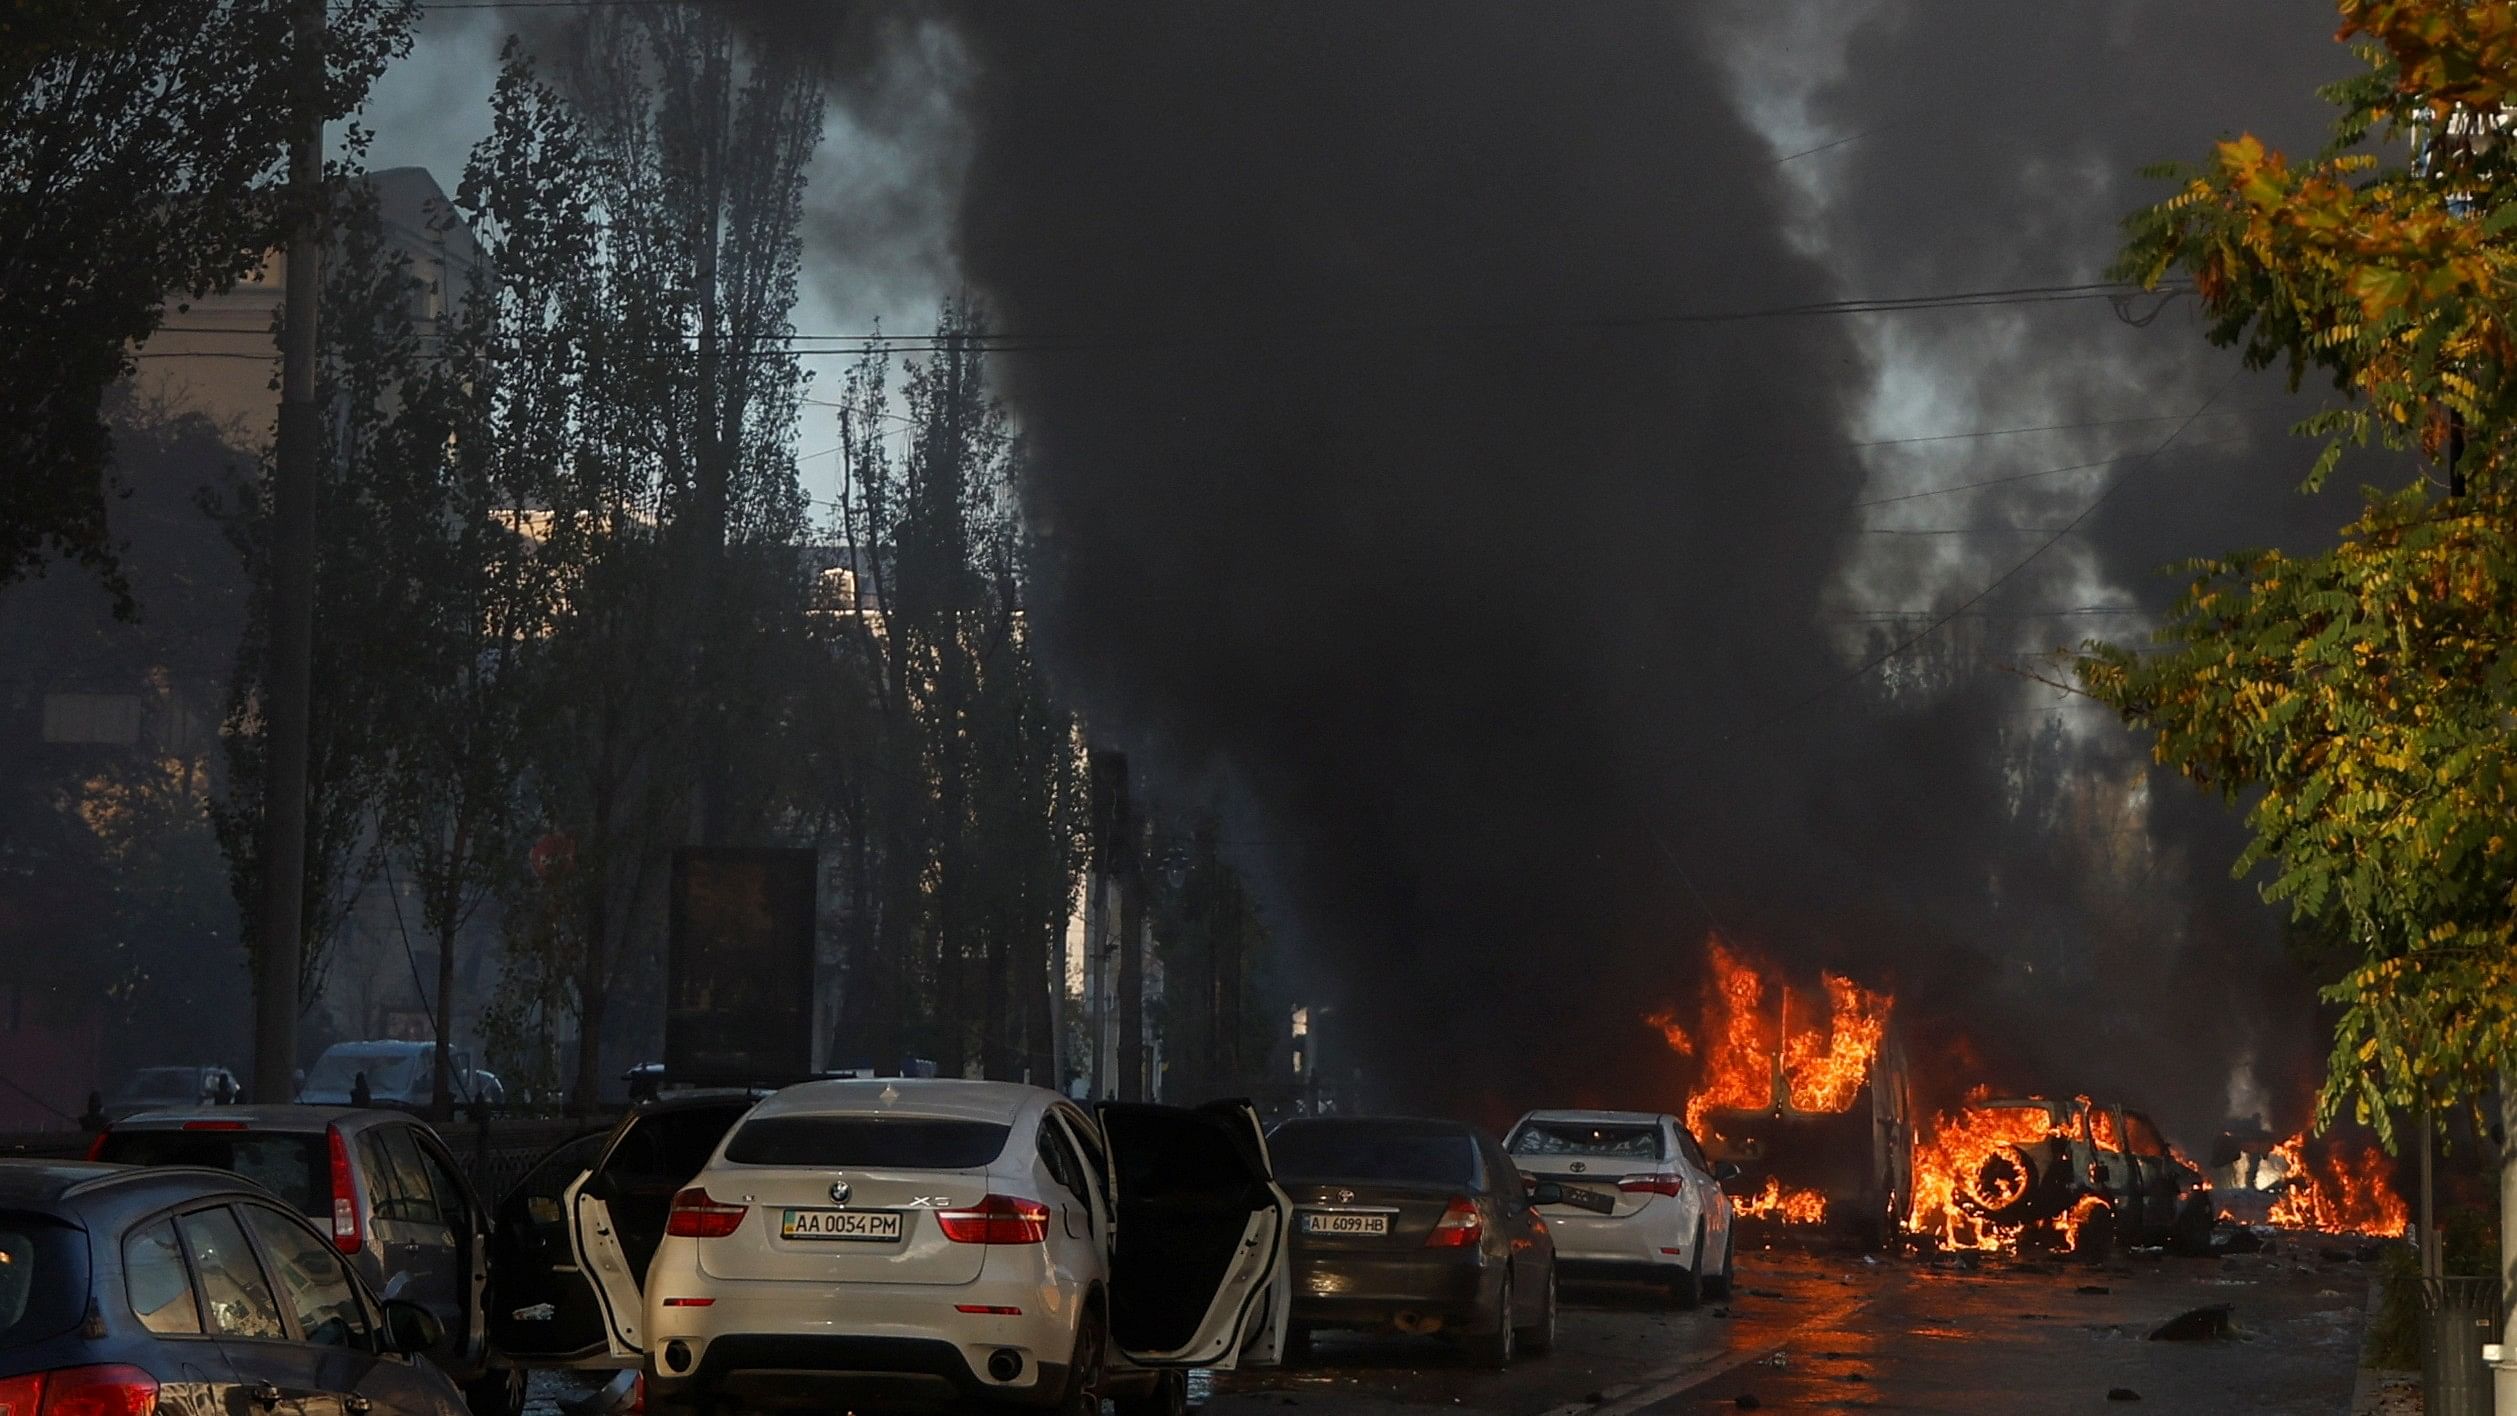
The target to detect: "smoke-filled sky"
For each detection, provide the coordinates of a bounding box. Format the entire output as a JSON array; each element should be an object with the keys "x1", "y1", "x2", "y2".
[{"x1": 373, "y1": 1, "x2": 2379, "y2": 1140}]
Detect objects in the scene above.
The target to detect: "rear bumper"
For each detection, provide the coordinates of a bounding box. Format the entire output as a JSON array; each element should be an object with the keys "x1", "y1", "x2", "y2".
[
  {"x1": 648, "y1": 1334, "x2": 1070, "y2": 1412},
  {"x1": 1287, "y1": 1250, "x2": 1493, "y2": 1331},
  {"x1": 1543, "y1": 1204, "x2": 1694, "y2": 1270},
  {"x1": 645, "y1": 1280, "x2": 1076, "y2": 1406}
]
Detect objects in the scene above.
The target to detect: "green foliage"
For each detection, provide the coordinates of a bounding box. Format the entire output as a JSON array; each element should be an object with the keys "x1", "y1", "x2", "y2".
[{"x1": 2083, "y1": 0, "x2": 2517, "y2": 1141}]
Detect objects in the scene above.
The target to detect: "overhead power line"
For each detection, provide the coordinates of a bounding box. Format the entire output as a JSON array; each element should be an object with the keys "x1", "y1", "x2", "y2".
[{"x1": 135, "y1": 277, "x2": 2190, "y2": 360}]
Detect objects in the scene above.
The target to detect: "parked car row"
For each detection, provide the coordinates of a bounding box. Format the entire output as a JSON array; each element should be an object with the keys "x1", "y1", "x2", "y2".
[
  {"x1": 14, "y1": 1085, "x2": 1745, "y2": 1416},
  {"x1": 101, "y1": 1042, "x2": 506, "y2": 1121}
]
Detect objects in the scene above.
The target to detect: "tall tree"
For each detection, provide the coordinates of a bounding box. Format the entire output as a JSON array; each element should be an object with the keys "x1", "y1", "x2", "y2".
[
  {"x1": 2082, "y1": 0, "x2": 2517, "y2": 1138},
  {"x1": 511, "y1": 11, "x2": 823, "y2": 1106},
  {"x1": 0, "y1": 0, "x2": 414, "y2": 607},
  {"x1": 215, "y1": 176, "x2": 431, "y2": 1021},
  {"x1": 832, "y1": 309, "x2": 1085, "y2": 1080}
]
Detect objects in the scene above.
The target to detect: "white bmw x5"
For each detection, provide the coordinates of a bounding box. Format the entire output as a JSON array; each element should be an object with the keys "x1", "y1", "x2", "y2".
[{"x1": 561, "y1": 1079, "x2": 1291, "y2": 1416}]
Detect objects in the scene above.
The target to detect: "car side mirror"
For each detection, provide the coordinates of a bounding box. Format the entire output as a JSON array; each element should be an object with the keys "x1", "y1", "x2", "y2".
[
  {"x1": 380, "y1": 1299, "x2": 443, "y2": 1356},
  {"x1": 1712, "y1": 1162, "x2": 1742, "y2": 1185},
  {"x1": 1528, "y1": 1181, "x2": 1566, "y2": 1207}
]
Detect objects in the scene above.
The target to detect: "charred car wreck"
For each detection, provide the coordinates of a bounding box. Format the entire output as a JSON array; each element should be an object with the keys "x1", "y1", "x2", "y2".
[{"x1": 1951, "y1": 1095, "x2": 2212, "y2": 1257}]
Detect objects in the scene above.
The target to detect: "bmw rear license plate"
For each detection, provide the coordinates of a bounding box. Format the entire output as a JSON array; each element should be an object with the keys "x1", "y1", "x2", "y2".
[
  {"x1": 1301, "y1": 1210, "x2": 1390, "y2": 1236},
  {"x1": 780, "y1": 1208, "x2": 904, "y2": 1241}
]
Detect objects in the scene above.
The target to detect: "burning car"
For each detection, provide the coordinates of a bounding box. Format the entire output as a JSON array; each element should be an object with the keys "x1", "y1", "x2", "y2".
[
  {"x1": 1652, "y1": 941, "x2": 1915, "y2": 1245},
  {"x1": 1912, "y1": 1094, "x2": 2210, "y2": 1257}
]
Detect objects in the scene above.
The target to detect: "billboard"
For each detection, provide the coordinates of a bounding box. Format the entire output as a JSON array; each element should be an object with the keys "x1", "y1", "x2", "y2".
[{"x1": 666, "y1": 847, "x2": 818, "y2": 1086}]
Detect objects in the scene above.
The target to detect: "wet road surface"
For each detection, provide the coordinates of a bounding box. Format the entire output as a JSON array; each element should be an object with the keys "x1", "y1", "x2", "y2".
[{"x1": 1209, "y1": 1240, "x2": 2374, "y2": 1416}]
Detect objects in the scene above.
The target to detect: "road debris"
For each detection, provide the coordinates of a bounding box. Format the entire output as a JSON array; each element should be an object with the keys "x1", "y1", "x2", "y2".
[{"x1": 2147, "y1": 1304, "x2": 2235, "y2": 1341}]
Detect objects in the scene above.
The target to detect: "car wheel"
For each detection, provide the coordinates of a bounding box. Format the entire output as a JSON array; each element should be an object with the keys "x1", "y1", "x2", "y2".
[
  {"x1": 461, "y1": 1366, "x2": 526, "y2": 1416},
  {"x1": 1702, "y1": 1231, "x2": 1735, "y2": 1301},
  {"x1": 1667, "y1": 1221, "x2": 1704, "y2": 1310},
  {"x1": 1059, "y1": 1302, "x2": 1108, "y2": 1416},
  {"x1": 1515, "y1": 1265, "x2": 1558, "y2": 1355},
  {"x1": 1468, "y1": 1270, "x2": 1516, "y2": 1368},
  {"x1": 2076, "y1": 1203, "x2": 2119, "y2": 1264},
  {"x1": 1282, "y1": 1322, "x2": 1314, "y2": 1367},
  {"x1": 1113, "y1": 1368, "x2": 1188, "y2": 1416}
]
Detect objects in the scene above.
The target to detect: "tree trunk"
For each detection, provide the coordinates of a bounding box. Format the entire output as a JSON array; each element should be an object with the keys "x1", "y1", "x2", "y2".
[
  {"x1": 431, "y1": 912, "x2": 458, "y2": 1120},
  {"x1": 1117, "y1": 851, "x2": 1145, "y2": 1101}
]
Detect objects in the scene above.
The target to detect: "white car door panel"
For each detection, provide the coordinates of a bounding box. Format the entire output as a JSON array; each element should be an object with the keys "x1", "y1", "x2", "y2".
[
  {"x1": 564, "y1": 1171, "x2": 646, "y2": 1358},
  {"x1": 1094, "y1": 1101, "x2": 1291, "y2": 1370}
]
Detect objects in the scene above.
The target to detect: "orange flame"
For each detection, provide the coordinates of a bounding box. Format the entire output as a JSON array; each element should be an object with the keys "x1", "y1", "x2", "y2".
[
  {"x1": 2265, "y1": 1134, "x2": 2408, "y2": 1238},
  {"x1": 1906, "y1": 1094, "x2": 2071, "y2": 1250},
  {"x1": 1734, "y1": 1175, "x2": 1829, "y2": 1225},
  {"x1": 1786, "y1": 972, "x2": 1893, "y2": 1113},
  {"x1": 1656, "y1": 938, "x2": 1892, "y2": 1137}
]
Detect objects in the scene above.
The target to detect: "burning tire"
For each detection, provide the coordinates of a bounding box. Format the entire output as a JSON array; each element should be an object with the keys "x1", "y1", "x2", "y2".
[{"x1": 1956, "y1": 1142, "x2": 2050, "y2": 1225}]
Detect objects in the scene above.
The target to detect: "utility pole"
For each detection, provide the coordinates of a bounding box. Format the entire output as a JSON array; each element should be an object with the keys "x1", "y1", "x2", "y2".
[{"x1": 253, "y1": 0, "x2": 326, "y2": 1104}]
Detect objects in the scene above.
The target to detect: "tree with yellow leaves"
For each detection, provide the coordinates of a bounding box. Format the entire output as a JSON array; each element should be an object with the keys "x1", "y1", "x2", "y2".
[{"x1": 2082, "y1": 0, "x2": 2516, "y2": 1141}]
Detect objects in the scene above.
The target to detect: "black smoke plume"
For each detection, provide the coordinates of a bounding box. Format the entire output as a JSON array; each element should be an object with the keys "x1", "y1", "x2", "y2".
[{"x1": 517, "y1": 1, "x2": 2376, "y2": 1140}]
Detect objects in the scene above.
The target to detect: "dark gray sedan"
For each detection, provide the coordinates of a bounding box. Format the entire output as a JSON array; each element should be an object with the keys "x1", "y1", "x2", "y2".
[
  {"x1": 1267, "y1": 1116, "x2": 1559, "y2": 1368},
  {"x1": 0, "y1": 1159, "x2": 463, "y2": 1416}
]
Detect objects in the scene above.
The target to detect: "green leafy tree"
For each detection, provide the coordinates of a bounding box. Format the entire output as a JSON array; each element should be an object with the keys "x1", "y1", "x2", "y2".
[
  {"x1": 2081, "y1": 0, "x2": 2517, "y2": 1139},
  {"x1": 0, "y1": 0, "x2": 414, "y2": 608}
]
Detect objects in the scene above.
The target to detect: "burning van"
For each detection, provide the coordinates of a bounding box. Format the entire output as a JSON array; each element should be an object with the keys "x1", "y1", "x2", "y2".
[{"x1": 1652, "y1": 941, "x2": 1915, "y2": 1244}]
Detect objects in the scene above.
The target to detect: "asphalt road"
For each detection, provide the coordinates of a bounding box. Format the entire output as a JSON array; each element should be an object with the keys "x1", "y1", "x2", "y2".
[
  {"x1": 523, "y1": 1236, "x2": 2376, "y2": 1416},
  {"x1": 1207, "y1": 1239, "x2": 2375, "y2": 1416}
]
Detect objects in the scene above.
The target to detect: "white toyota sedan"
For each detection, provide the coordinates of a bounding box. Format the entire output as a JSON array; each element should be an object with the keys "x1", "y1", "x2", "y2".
[
  {"x1": 1502, "y1": 1109, "x2": 1736, "y2": 1306},
  {"x1": 560, "y1": 1079, "x2": 1291, "y2": 1416}
]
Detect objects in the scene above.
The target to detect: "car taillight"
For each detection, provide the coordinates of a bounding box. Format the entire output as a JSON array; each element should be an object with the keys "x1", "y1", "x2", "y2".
[
  {"x1": 936, "y1": 1195, "x2": 1050, "y2": 1244},
  {"x1": 664, "y1": 1187, "x2": 746, "y2": 1238},
  {"x1": 1616, "y1": 1174, "x2": 1688, "y2": 1198},
  {"x1": 81, "y1": 1131, "x2": 110, "y2": 1163},
  {"x1": 327, "y1": 1124, "x2": 362, "y2": 1255},
  {"x1": 10, "y1": 1366, "x2": 159, "y2": 1416},
  {"x1": 1425, "y1": 1196, "x2": 1483, "y2": 1248},
  {"x1": 179, "y1": 1121, "x2": 246, "y2": 1132}
]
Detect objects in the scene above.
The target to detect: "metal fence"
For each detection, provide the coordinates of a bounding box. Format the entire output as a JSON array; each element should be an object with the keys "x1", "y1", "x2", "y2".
[{"x1": 1, "y1": 1114, "x2": 614, "y2": 1203}]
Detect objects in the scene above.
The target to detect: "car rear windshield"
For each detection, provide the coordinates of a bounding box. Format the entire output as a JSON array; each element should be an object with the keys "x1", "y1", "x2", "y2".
[
  {"x1": 722, "y1": 1117, "x2": 1011, "y2": 1169},
  {"x1": 304, "y1": 1051, "x2": 420, "y2": 1096},
  {"x1": 96, "y1": 1131, "x2": 328, "y2": 1217},
  {"x1": 1508, "y1": 1121, "x2": 1665, "y2": 1161},
  {"x1": 1269, "y1": 1123, "x2": 1478, "y2": 1185},
  {"x1": 0, "y1": 1214, "x2": 88, "y2": 1352},
  {"x1": 113, "y1": 1068, "x2": 200, "y2": 1104}
]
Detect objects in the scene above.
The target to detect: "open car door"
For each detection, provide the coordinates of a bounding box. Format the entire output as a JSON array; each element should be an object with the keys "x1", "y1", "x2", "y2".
[
  {"x1": 485, "y1": 1130, "x2": 612, "y2": 1365},
  {"x1": 1097, "y1": 1100, "x2": 1291, "y2": 1370},
  {"x1": 565, "y1": 1094, "x2": 764, "y2": 1362}
]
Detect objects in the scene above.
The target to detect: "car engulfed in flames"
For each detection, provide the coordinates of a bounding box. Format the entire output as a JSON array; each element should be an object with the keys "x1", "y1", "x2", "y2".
[{"x1": 1907, "y1": 1092, "x2": 2213, "y2": 1256}]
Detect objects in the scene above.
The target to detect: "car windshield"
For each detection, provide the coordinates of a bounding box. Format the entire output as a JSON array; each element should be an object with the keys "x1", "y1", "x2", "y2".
[
  {"x1": 304, "y1": 1050, "x2": 418, "y2": 1095},
  {"x1": 96, "y1": 1131, "x2": 330, "y2": 1217},
  {"x1": 1508, "y1": 1120, "x2": 1665, "y2": 1160},
  {"x1": 113, "y1": 1068, "x2": 199, "y2": 1103},
  {"x1": 723, "y1": 1117, "x2": 1010, "y2": 1169},
  {"x1": 0, "y1": 1214, "x2": 88, "y2": 1352},
  {"x1": 1269, "y1": 1123, "x2": 1479, "y2": 1185}
]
